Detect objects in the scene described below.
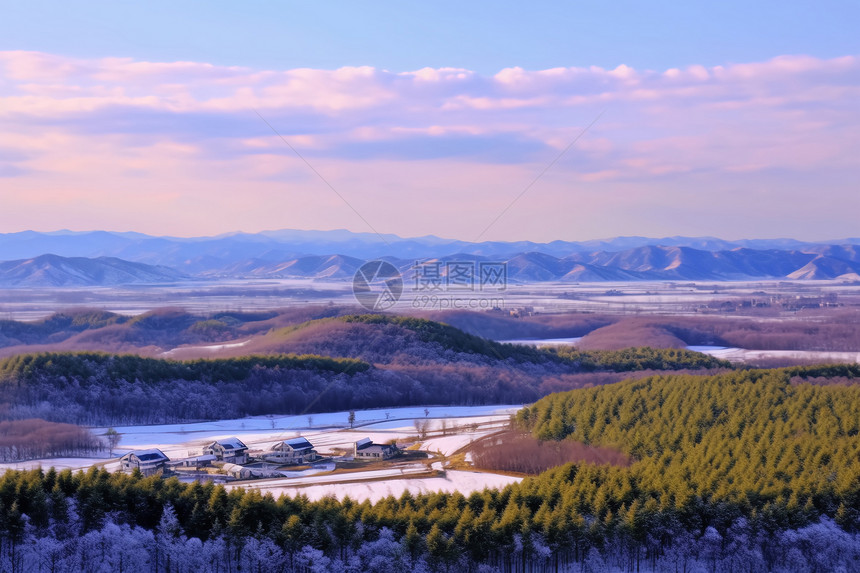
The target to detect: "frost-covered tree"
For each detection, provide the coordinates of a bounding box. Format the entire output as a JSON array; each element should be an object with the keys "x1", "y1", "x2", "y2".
[
  {"x1": 355, "y1": 528, "x2": 413, "y2": 573},
  {"x1": 294, "y1": 545, "x2": 331, "y2": 573},
  {"x1": 241, "y1": 536, "x2": 285, "y2": 573}
]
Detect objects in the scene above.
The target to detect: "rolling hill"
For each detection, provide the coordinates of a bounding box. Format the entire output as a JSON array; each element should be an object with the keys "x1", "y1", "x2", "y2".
[{"x1": 0, "y1": 314, "x2": 730, "y2": 426}]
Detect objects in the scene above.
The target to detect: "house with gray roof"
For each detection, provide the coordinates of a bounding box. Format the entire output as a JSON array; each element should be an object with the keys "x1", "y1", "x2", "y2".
[
  {"x1": 221, "y1": 462, "x2": 252, "y2": 480},
  {"x1": 169, "y1": 454, "x2": 217, "y2": 471},
  {"x1": 354, "y1": 437, "x2": 399, "y2": 461},
  {"x1": 202, "y1": 437, "x2": 248, "y2": 464},
  {"x1": 262, "y1": 437, "x2": 318, "y2": 464},
  {"x1": 120, "y1": 448, "x2": 169, "y2": 476}
]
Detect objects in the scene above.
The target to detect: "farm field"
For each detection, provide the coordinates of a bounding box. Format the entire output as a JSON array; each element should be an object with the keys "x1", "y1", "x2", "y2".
[{"x1": 4, "y1": 277, "x2": 860, "y2": 322}]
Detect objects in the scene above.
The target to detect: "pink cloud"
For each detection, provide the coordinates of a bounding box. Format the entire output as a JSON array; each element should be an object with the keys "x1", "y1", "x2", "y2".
[{"x1": 0, "y1": 51, "x2": 858, "y2": 240}]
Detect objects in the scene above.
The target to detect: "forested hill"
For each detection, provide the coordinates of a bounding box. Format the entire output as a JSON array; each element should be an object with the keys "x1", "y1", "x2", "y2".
[
  {"x1": 518, "y1": 365, "x2": 860, "y2": 525},
  {"x1": 6, "y1": 306, "x2": 860, "y2": 359},
  {"x1": 165, "y1": 313, "x2": 732, "y2": 369},
  {"x1": 0, "y1": 336, "x2": 729, "y2": 425},
  {"x1": 223, "y1": 314, "x2": 557, "y2": 364},
  {"x1": 0, "y1": 307, "x2": 343, "y2": 355},
  {"x1": 0, "y1": 308, "x2": 576, "y2": 359},
  {"x1": 0, "y1": 352, "x2": 368, "y2": 384}
]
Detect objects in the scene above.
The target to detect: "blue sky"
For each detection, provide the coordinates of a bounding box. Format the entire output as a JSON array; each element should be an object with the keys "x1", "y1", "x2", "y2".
[
  {"x1": 0, "y1": 2, "x2": 858, "y2": 241},
  {"x1": 4, "y1": 1, "x2": 857, "y2": 73}
]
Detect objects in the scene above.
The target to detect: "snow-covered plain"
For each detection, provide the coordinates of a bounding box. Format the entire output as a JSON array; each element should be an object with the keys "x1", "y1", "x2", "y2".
[
  {"x1": 0, "y1": 457, "x2": 110, "y2": 472},
  {"x1": 239, "y1": 465, "x2": 434, "y2": 490},
  {"x1": 687, "y1": 345, "x2": 860, "y2": 364},
  {"x1": 0, "y1": 404, "x2": 523, "y2": 501},
  {"x1": 420, "y1": 429, "x2": 506, "y2": 457},
  {"x1": 498, "y1": 340, "x2": 860, "y2": 366},
  {"x1": 161, "y1": 339, "x2": 251, "y2": 357},
  {"x1": 498, "y1": 337, "x2": 582, "y2": 347},
  {"x1": 243, "y1": 469, "x2": 523, "y2": 503}
]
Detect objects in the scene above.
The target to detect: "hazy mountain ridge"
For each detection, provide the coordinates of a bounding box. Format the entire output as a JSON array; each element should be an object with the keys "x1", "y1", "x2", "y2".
[
  {"x1": 2, "y1": 231, "x2": 860, "y2": 285},
  {"x1": 2, "y1": 229, "x2": 859, "y2": 262},
  {"x1": 199, "y1": 254, "x2": 366, "y2": 279},
  {"x1": 0, "y1": 254, "x2": 187, "y2": 287}
]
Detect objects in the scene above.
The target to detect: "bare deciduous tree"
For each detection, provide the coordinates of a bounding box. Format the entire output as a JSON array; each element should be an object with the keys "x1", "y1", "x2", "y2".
[
  {"x1": 413, "y1": 419, "x2": 429, "y2": 440},
  {"x1": 104, "y1": 427, "x2": 121, "y2": 457}
]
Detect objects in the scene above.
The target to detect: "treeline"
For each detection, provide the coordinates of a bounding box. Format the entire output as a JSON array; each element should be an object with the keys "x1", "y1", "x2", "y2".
[
  {"x1": 0, "y1": 352, "x2": 550, "y2": 425},
  {"x1": 698, "y1": 308, "x2": 860, "y2": 351},
  {"x1": 342, "y1": 314, "x2": 553, "y2": 363},
  {"x1": 0, "y1": 358, "x2": 402, "y2": 426},
  {"x1": 550, "y1": 345, "x2": 730, "y2": 371},
  {"x1": 0, "y1": 352, "x2": 368, "y2": 385},
  {"x1": 0, "y1": 341, "x2": 729, "y2": 425},
  {"x1": 262, "y1": 315, "x2": 560, "y2": 366},
  {"x1": 336, "y1": 315, "x2": 731, "y2": 370},
  {"x1": 0, "y1": 459, "x2": 858, "y2": 572},
  {"x1": 0, "y1": 419, "x2": 102, "y2": 461},
  {"x1": 0, "y1": 308, "x2": 287, "y2": 351},
  {"x1": 0, "y1": 310, "x2": 126, "y2": 348},
  {"x1": 0, "y1": 352, "x2": 372, "y2": 425}
]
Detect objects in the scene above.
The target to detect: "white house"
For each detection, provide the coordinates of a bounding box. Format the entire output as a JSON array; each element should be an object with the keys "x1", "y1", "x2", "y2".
[
  {"x1": 221, "y1": 462, "x2": 252, "y2": 480},
  {"x1": 169, "y1": 454, "x2": 217, "y2": 470},
  {"x1": 262, "y1": 437, "x2": 318, "y2": 464},
  {"x1": 120, "y1": 449, "x2": 169, "y2": 476},
  {"x1": 202, "y1": 437, "x2": 248, "y2": 464},
  {"x1": 354, "y1": 437, "x2": 399, "y2": 461}
]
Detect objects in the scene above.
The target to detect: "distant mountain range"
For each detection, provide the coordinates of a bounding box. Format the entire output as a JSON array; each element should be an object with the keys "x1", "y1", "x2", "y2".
[{"x1": 1, "y1": 230, "x2": 860, "y2": 286}]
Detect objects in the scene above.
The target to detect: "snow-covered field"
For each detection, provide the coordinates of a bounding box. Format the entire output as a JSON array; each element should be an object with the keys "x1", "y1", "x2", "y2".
[
  {"x1": 498, "y1": 337, "x2": 582, "y2": 347},
  {"x1": 499, "y1": 339, "x2": 860, "y2": 366},
  {"x1": 0, "y1": 404, "x2": 523, "y2": 502},
  {"x1": 0, "y1": 457, "x2": 110, "y2": 472},
  {"x1": 240, "y1": 465, "x2": 434, "y2": 490},
  {"x1": 161, "y1": 339, "x2": 252, "y2": 357},
  {"x1": 688, "y1": 345, "x2": 860, "y2": 364},
  {"x1": 420, "y1": 428, "x2": 506, "y2": 457},
  {"x1": 243, "y1": 469, "x2": 523, "y2": 503}
]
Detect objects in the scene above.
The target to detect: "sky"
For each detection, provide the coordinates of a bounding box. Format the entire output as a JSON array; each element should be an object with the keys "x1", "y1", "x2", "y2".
[{"x1": 1, "y1": 1, "x2": 858, "y2": 242}]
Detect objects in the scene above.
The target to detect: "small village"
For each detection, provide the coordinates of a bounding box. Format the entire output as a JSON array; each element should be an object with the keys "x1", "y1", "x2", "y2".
[{"x1": 119, "y1": 435, "x2": 402, "y2": 482}]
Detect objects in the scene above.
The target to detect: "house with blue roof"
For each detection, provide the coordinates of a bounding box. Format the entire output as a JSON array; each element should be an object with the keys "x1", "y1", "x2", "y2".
[
  {"x1": 202, "y1": 437, "x2": 249, "y2": 464},
  {"x1": 120, "y1": 448, "x2": 169, "y2": 476},
  {"x1": 354, "y1": 437, "x2": 399, "y2": 461},
  {"x1": 262, "y1": 436, "x2": 318, "y2": 464}
]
